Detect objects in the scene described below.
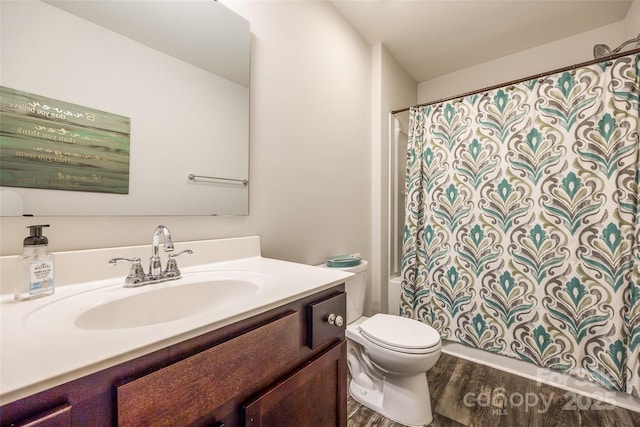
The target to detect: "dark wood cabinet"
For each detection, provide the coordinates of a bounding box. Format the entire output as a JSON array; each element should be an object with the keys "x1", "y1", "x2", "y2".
[
  {"x1": 117, "y1": 312, "x2": 301, "y2": 425},
  {"x1": 1, "y1": 286, "x2": 347, "y2": 427},
  {"x1": 245, "y1": 341, "x2": 347, "y2": 427}
]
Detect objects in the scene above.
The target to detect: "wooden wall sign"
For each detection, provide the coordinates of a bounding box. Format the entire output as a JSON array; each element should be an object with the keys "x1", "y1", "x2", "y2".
[{"x1": 0, "y1": 86, "x2": 130, "y2": 194}]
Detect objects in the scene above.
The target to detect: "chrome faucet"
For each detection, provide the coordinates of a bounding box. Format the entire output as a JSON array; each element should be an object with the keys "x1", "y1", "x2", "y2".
[
  {"x1": 108, "y1": 225, "x2": 193, "y2": 287},
  {"x1": 149, "y1": 225, "x2": 174, "y2": 279}
]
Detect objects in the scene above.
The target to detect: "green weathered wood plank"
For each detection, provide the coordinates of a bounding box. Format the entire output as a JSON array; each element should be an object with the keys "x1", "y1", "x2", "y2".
[{"x1": 0, "y1": 86, "x2": 130, "y2": 194}]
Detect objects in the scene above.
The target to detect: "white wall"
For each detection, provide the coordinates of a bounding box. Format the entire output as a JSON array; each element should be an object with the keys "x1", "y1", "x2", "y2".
[
  {"x1": 227, "y1": 0, "x2": 372, "y2": 266},
  {"x1": 0, "y1": 1, "x2": 372, "y2": 273},
  {"x1": 624, "y1": 0, "x2": 640, "y2": 39},
  {"x1": 417, "y1": 22, "x2": 628, "y2": 104},
  {"x1": 370, "y1": 44, "x2": 416, "y2": 314}
]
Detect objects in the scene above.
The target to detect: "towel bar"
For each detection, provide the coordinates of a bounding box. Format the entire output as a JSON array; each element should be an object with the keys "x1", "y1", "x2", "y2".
[{"x1": 187, "y1": 174, "x2": 248, "y2": 186}]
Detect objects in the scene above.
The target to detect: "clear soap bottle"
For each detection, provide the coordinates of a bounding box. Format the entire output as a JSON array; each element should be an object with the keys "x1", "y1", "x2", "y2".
[{"x1": 15, "y1": 224, "x2": 55, "y2": 301}]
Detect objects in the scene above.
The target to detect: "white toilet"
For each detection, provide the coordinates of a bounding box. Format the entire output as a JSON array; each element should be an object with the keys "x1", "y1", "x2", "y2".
[{"x1": 322, "y1": 260, "x2": 441, "y2": 427}]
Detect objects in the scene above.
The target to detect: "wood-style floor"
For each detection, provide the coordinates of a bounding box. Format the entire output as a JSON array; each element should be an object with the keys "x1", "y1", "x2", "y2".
[{"x1": 347, "y1": 353, "x2": 640, "y2": 427}]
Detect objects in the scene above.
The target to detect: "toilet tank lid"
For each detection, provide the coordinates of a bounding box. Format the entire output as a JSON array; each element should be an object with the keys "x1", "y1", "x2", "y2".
[
  {"x1": 326, "y1": 254, "x2": 361, "y2": 268},
  {"x1": 319, "y1": 259, "x2": 368, "y2": 273},
  {"x1": 360, "y1": 313, "x2": 440, "y2": 350}
]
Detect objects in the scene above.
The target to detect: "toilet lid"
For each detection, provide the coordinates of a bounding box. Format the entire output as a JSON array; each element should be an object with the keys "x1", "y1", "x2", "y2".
[{"x1": 359, "y1": 314, "x2": 440, "y2": 353}]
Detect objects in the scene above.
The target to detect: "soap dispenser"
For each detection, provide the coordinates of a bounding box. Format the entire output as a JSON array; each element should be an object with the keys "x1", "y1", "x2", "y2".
[{"x1": 15, "y1": 224, "x2": 55, "y2": 301}]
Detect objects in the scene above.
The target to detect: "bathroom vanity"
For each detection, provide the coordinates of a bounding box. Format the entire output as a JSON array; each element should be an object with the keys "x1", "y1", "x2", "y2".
[{"x1": 0, "y1": 237, "x2": 351, "y2": 426}]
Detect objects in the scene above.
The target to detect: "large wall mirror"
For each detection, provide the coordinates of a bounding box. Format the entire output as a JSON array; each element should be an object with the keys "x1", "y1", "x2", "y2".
[{"x1": 0, "y1": 0, "x2": 250, "y2": 216}]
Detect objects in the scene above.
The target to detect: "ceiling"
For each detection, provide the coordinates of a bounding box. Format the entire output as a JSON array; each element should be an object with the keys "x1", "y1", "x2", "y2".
[{"x1": 330, "y1": 0, "x2": 633, "y2": 83}]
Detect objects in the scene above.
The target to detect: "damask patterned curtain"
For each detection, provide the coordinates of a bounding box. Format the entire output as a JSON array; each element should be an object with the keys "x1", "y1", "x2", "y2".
[{"x1": 401, "y1": 53, "x2": 640, "y2": 397}]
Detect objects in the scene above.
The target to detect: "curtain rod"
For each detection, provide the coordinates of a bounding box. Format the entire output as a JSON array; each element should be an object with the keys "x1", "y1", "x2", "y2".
[{"x1": 391, "y1": 47, "x2": 640, "y2": 115}]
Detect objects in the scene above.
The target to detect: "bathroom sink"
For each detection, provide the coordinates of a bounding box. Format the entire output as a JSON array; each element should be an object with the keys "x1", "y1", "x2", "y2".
[
  {"x1": 24, "y1": 271, "x2": 271, "y2": 331},
  {"x1": 75, "y1": 279, "x2": 259, "y2": 330}
]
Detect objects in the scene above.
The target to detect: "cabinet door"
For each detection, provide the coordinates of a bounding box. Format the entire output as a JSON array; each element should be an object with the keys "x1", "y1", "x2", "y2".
[
  {"x1": 117, "y1": 311, "x2": 300, "y2": 426},
  {"x1": 244, "y1": 341, "x2": 347, "y2": 427}
]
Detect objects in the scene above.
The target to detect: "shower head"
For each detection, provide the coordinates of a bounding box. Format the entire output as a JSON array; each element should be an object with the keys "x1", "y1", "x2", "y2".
[
  {"x1": 593, "y1": 43, "x2": 613, "y2": 59},
  {"x1": 593, "y1": 34, "x2": 640, "y2": 59}
]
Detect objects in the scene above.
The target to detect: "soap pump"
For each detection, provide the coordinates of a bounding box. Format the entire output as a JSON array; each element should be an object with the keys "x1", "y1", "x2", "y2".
[{"x1": 15, "y1": 224, "x2": 55, "y2": 301}]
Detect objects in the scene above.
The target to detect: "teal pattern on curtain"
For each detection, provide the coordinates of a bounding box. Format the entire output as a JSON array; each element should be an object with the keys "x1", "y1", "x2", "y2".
[{"x1": 401, "y1": 53, "x2": 640, "y2": 398}]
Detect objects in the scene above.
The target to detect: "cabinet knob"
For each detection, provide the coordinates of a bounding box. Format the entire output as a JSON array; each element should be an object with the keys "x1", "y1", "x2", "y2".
[{"x1": 327, "y1": 313, "x2": 344, "y2": 327}]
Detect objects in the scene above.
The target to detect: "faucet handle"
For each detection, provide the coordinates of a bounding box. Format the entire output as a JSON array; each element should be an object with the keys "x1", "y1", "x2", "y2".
[
  {"x1": 169, "y1": 249, "x2": 194, "y2": 258},
  {"x1": 109, "y1": 256, "x2": 140, "y2": 264},
  {"x1": 164, "y1": 249, "x2": 193, "y2": 277},
  {"x1": 109, "y1": 257, "x2": 146, "y2": 285}
]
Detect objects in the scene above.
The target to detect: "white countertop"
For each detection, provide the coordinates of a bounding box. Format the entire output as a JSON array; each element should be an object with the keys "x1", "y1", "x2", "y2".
[{"x1": 0, "y1": 239, "x2": 353, "y2": 405}]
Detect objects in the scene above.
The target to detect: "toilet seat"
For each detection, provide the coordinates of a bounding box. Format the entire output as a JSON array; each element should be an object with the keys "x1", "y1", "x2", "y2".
[{"x1": 359, "y1": 314, "x2": 440, "y2": 354}]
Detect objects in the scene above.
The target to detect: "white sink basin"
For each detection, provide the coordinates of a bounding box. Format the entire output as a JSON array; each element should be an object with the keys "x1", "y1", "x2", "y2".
[
  {"x1": 75, "y1": 279, "x2": 259, "y2": 330},
  {"x1": 24, "y1": 270, "x2": 271, "y2": 331}
]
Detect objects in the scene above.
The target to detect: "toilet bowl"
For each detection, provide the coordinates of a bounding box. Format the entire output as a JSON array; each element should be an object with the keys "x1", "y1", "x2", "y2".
[
  {"x1": 319, "y1": 261, "x2": 441, "y2": 427},
  {"x1": 347, "y1": 314, "x2": 441, "y2": 426}
]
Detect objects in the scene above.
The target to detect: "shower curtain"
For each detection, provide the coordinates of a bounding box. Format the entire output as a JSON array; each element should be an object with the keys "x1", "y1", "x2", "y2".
[{"x1": 401, "y1": 53, "x2": 640, "y2": 398}]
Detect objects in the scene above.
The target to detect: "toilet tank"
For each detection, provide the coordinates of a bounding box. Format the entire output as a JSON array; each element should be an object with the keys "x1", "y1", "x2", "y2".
[
  {"x1": 318, "y1": 260, "x2": 368, "y2": 324},
  {"x1": 388, "y1": 276, "x2": 402, "y2": 316}
]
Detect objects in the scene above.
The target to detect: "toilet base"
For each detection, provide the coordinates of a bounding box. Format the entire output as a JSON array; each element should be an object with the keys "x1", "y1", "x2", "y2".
[{"x1": 349, "y1": 373, "x2": 433, "y2": 427}]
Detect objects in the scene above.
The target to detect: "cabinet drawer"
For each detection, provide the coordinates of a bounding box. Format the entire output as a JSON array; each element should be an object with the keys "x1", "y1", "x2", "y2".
[
  {"x1": 307, "y1": 292, "x2": 346, "y2": 349},
  {"x1": 117, "y1": 311, "x2": 300, "y2": 426},
  {"x1": 13, "y1": 404, "x2": 71, "y2": 427}
]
